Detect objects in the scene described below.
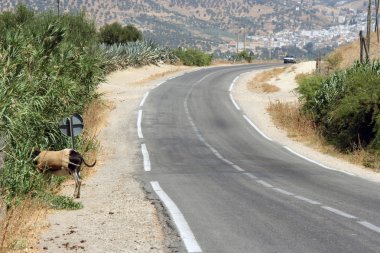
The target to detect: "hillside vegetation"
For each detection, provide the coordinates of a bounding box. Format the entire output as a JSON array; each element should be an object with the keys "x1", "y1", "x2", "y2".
[
  {"x1": 0, "y1": 6, "x2": 104, "y2": 207},
  {"x1": 0, "y1": 5, "x2": 186, "y2": 251},
  {"x1": 0, "y1": 0, "x2": 365, "y2": 50},
  {"x1": 295, "y1": 36, "x2": 380, "y2": 169},
  {"x1": 0, "y1": 6, "x2": 179, "y2": 208}
]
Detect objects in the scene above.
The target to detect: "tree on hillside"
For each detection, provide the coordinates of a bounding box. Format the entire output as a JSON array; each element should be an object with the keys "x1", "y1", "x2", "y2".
[{"x1": 99, "y1": 22, "x2": 143, "y2": 44}]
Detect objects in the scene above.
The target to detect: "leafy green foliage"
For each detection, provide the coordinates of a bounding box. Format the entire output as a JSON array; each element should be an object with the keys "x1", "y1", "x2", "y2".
[
  {"x1": 101, "y1": 40, "x2": 178, "y2": 72},
  {"x1": 99, "y1": 22, "x2": 143, "y2": 44},
  {"x1": 174, "y1": 48, "x2": 212, "y2": 66},
  {"x1": 297, "y1": 61, "x2": 380, "y2": 152},
  {"x1": 37, "y1": 192, "x2": 83, "y2": 210},
  {"x1": 0, "y1": 5, "x2": 178, "y2": 207},
  {"x1": 0, "y1": 6, "x2": 104, "y2": 205}
]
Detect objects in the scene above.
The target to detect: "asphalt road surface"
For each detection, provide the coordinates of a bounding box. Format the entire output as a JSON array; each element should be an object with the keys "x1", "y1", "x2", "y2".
[{"x1": 139, "y1": 64, "x2": 380, "y2": 253}]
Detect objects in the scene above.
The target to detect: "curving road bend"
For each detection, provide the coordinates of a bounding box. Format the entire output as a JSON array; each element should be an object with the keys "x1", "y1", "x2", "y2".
[{"x1": 139, "y1": 64, "x2": 380, "y2": 253}]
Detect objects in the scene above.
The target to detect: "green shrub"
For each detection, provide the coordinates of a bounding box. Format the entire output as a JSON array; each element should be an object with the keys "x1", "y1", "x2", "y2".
[
  {"x1": 296, "y1": 73, "x2": 328, "y2": 114},
  {"x1": 297, "y1": 61, "x2": 380, "y2": 151},
  {"x1": 326, "y1": 52, "x2": 343, "y2": 71},
  {"x1": 99, "y1": 22, "x2": 143, "y2": 45},
  {"x1": 174, "y1": 48, "x2": 212, "y2": 66},
  {"x1": 0, "y1": 6, "x2": 104, "y2": 205}
]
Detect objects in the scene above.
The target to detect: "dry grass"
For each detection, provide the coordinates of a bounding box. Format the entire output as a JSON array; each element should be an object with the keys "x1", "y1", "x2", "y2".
[
  {"x1": 0, "y1": 96, "x2": 115, "y2": 253},
  {"x1": 81, "y1": 96, "x2": 115, "y2": 177},
  {"x1": 331, "y1": 32, "x2": 380, "y2": 70},
  {"x1": 83, "y1": 97, "x2": 115, "y2": 138},
  {"x1": 248, "y1": 67, "x2": 285, "y2": 93},
  {"x1": 267, "y1": 100, "x2": 370, "y2": 168},
  {"x1": 0, "y1": 198, "x2": 49, "y2": 253},
  {"x1": 267, "y1": 101, "x2": 318, "y2": 142}
]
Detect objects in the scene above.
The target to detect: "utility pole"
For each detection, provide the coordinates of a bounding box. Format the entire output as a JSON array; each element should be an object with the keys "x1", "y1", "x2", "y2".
[
  {"x1": 367, "y1": 0, "x2": 372, "y2": 55},
  {"x1": 57, "y1": 0, "x2": 60, "y2": 16},
  {"x1": 236, "y1": 33, "x2": 239, "y2": 54},
  {"x1": 268, "y1": 33, "x2": 272, "y2": 60},
  {"x1": 243, "y1": 26, "x2": 246, "y2": 52},
  {"x1": 376, "y1": 0, "x2": 380, "y2": 42}
]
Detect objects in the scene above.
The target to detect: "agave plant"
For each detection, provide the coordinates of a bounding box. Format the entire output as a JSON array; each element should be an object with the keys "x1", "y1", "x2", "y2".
[{"x1": 101, "y1": 40, "x2": 178, "y2": 72}]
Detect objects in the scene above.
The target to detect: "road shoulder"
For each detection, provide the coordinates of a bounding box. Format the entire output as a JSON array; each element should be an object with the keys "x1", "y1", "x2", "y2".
[
  {"x1": 232, "y1": 62, "x2": 380, "y2": 183},
  {"x1": 38, "y1": 64, "x2": 192, "y2": 252}
]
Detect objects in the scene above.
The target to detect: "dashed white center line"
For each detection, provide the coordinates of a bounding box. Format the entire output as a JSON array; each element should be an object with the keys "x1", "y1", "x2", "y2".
[
  {"x1": 137, "y1": 110, "x2": 143, "y2": 139},
  {"x1": 321, "y1": 206, "x2": 357, "y2": 219},
  {"x1": 273, "y1": 188, "x2": 294, "y2": 196},
  {"x1": 358, "y1": 221, "x2": 380, "y2": 234},
  {"x1": 243, "y1": 173, "x2": 258, "y2": 179},
  {"x1": 221, "y1": 158, "x2": 234, "y2": 166},
  {"x1": 141, "y1": 144, "x2": 151, "y2": 172},
  {"x1": 294, "y1": 195, "x2": 321, "y2": 205},
  {"x1": 232, "y1": 164, "x2": 245, "y2": 172},
  {"x1": 257, "y1": 180, "x2": 274, "y2": 188}
]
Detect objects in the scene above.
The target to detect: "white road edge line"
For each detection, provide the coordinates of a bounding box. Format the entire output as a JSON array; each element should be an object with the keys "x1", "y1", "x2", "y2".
[
  {"x1": 155, "y1": 81, "x2": 165, "y2": 87},
  {"x1": 229, "y1": 94, "x2": 240, "y2": 111},
  {"x1": 243, "y1": 115, "x2": 273, "y2": 141},
  {"x1": 321, "y1": 206, "x2": 357, "y2": 219},
  {"x1": 257, "y1": 180, "x2": 273, "y2": 188},
  {"x1": 358, "y1": 221, "x2": 380, "y2": 234},
  {"x1": 273, "y1": 188, "x2": 294, "y2": 196},
  {"x1": 137, "y1": 110, "x2": 143, "y2": 139},
  {"x1": 139, "y1": 91, "x2": 150, "y2": 107},
  {"x1": 243, "y1": 173, "x2": 258, "y2": 179},
  {"x1": 294, "y1": 195, "x2": 321, "y2": 205},
  {"x1": 232, "y1": 164, "x2": 245, "y2": 172},
  {"x1": 141, "y1": 144, "x2": 151, "y2": 172},
  {"x1": 151, "y1": 181, "x2": 202, "y2": 253},
  {"x1": 283, "y1": 146, "x2": 355, "y2": 177},
  {"x1": 229, "y1": 76, "x2": 239, "y2": 92}
]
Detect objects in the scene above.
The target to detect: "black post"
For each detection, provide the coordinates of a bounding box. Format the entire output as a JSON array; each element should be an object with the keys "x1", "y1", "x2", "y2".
[
  {"x1": 68, "y1": 117, "x2": 75, "y2": 149},
  {"x1": 360, "y1": 31, "x2": 364, "y2": 63},
  {"x1": 57, "y1": 0, "x2": 60, "y2": 16},
  {"x1": 367, "y1": 0, "x2": 372, "y2": 55}
]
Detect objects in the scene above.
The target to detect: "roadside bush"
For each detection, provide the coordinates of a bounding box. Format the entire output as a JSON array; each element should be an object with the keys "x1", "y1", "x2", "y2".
[
  {"x1": 174, "y1": 48, "x2": 212, "y2": 66},
  {"x1": 101, "y1": 40, "x2": 178, "y2": 72},
  {"x1": 238, "y1": 50, "x2": 254, "y2": 63},
  {"x1": 326, "y1": 52, "x2": 343, "y2": 71},
  {"x1": 0, "y1": 7, "x2": 105, "y2": 205},
  {"x1": 296, "y1": 73, "x2": 328, "y2": 113},
  {"x1": 297, "y1": 61, "x2": 380, "y2": 152},
  {"x1": 99, "y1": 22, "x2": 143, "y2": 44}
]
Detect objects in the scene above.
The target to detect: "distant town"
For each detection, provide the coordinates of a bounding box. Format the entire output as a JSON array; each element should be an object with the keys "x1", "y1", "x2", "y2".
[{"x1": 216, "y1": 2, "x2": 369, "y2": 59}]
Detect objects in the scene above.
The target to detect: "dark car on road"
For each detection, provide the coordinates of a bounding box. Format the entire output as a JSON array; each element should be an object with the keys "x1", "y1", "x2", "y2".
[{"x1": 283, "y1": 55, "x2": 296, "y2": 64}]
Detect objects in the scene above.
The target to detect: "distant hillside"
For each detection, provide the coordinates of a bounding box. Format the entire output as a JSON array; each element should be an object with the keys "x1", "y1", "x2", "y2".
[
  {"x1": 0, "y1": 0, "x2": 366, "y2": 51},
  {"x1": 329, "y1": 32, "x2": 380, "y2": 69}
]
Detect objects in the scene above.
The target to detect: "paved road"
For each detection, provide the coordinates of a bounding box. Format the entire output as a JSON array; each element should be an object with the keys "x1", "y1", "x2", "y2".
[{"x1": 140, "y1": 64, "x2": 380, "y2": 253}]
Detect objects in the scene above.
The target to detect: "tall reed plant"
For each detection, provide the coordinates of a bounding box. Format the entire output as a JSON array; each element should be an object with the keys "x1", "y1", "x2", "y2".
[{"x1": 0, "y1": 6, "x2": 105, "y2": 205}]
